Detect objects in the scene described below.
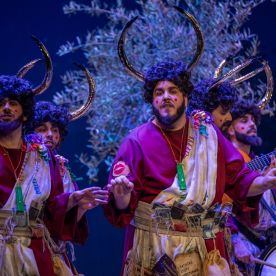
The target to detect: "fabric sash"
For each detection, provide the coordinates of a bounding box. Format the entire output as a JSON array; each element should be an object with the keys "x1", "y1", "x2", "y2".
[
  {"x1": 0, "y1": 143, "x2": 51, "y2": 275},
  {"x1": 153, "y1": 116, "x2": 218, "y2": 209}
]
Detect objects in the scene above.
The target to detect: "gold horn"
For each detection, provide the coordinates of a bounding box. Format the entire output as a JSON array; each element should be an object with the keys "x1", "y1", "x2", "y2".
[
  {"x1": 212, "y1": 58, "x2": 273, "y2": 110},
  {"x1": 213, "y1": 59, "x2": 227, "y2": 78},
  {"x1": 117, "y1": 6, "x2": 204, "y2": 81},
  {"x1": 209, "y1": 58, "x2": 255, "y2": 90},
  {"x1": 69, "y1": 64, "x2": 96, "y2": 121},
  {"x1": 117, "y1": 16, "x2": 145, "y2": 82},
  {"x1": 16, "y1": 59, "x2": 42, "y2": 78},
  {"x1": 172, "y1": 6, "x2": 204, "y2": 72},
  {"x1": 30, "y1": 36, "x2": 53, "y2": 95},
  {"x1": 256, "y1": 60, "x2": 273, "y2": 110}
]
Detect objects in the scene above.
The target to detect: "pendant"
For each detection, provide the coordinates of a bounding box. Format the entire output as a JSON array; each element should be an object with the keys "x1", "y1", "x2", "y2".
[
  {"x1": 15, "y1": 186, "x2": 25, "y2": 212},
  {"x1": 177, "y1": 163, "x2": 186, "y2": 190}
]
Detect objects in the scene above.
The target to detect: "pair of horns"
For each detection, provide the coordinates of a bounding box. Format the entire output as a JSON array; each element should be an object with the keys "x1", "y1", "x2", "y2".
[
  {"x1": 212, "y1": 57, "x2": 273, "y2": 110},
  {"x1": 118, "y1": 6, "x2": 204, "y2": 81},
  {"x1": 17, "y1": 36, "x2": 95, "y2": 120}
]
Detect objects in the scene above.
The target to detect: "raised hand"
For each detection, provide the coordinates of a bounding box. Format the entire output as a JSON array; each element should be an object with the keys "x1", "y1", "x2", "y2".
[
  {"x1": 107, "y1": 175, "x2": 134, "y2": 210},
  {"x1": 68, "y1": 187, "x2": 109, "y2": 220}
]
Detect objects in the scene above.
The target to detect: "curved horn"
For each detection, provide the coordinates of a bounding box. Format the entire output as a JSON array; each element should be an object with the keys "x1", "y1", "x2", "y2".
[
  {"x1": 209, "y1": 58, "x2": 255, "y2": 90},
  {"x1": 117, "y1": 16, "x2": 145, "y2": 82},
  {"x1": 16, "y1": 58, "x2": 42, "y2": 78},
  {"x1": 212, "y1": 58, "x2": 273, "y2": 110},
  {"x1": 213, "y1": 59, "x2": 227, "y2": 78},
  {"x1": 31, "y1": 36, "x2": 53, "y2": 95},
  {"x1": 69, "y1": 64, "x2": 96, "y2": 121},
  {"x1": 173, "y1": 6, "x2": 204, "y2": 72},
  {"x1": 256, "y1": 60, "x2": 273, "y2": 110},
  {"x1": 117, "y1": 7, "x2": 204, "y2": 81}
]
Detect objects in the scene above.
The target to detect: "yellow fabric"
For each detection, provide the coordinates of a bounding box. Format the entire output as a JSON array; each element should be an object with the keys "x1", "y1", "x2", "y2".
[
  {"x1": 222, "y1": 193, "x2": 233, "y2": 204},
  {"x1": 203, "y1": 249, "x2": 231, "y2": 276},
  {"x1": 52, "y1": 255, "x2": 74, "y2": 276},
  {"x1": 238, "y1": 149, "x2": 251, "y2": 163}
]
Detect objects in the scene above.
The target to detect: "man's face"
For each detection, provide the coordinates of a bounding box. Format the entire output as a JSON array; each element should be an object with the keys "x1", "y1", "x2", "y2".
[
  {"x1": 152, "y1": 80, "x2": 187, "y2": 126},
  {"x1": 228, "y1": 114, "x2": 262, "y2": 146},
  {"x1": 35, "y1": 121, "x2": 61, "y2": 150},
  {"x1": 0, "y1": 98, "x2": 25, "y2": 134},
  {"x1": 211, "y1": 105, "x2": 232, "y2": 129},
  {"x1": 232, "y1": 114, "x2": 257, "y2": 136}
]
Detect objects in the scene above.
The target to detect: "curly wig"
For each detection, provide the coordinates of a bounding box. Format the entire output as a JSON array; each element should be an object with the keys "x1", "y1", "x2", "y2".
[
  {"x1": 143, "y1": 60, "x2": 194, "y2": 103},
  {"x1": 187, "y1": 78, "x2": 238, "y2": 115},
  {"x1": 0, "y1": 75, "x2": 34, "y2": 123},
  {"x1": 27, "y1": 101, "x2": 70, "y2": 141},
  {"x1": 230, "y1": 100, "x2": 261, "y2": 126}
]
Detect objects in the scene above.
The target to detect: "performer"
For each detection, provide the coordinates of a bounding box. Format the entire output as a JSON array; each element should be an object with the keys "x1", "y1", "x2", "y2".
[
  {"x1": 188, "y1": 78, "x2": 235, "y2": 128},
  {"x1": 224, "y1": 100, "x2": 276, "y2": 275},
  {"x1": 0, "y1": 39, "x2": 108, "y2": 276},
  {"x1": 104, "y1": 9, "x2": 276, "y2": 275}
]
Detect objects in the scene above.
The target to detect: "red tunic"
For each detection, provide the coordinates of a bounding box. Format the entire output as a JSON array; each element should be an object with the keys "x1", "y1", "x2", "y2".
[
  {"x1": 103, "y1": 121, "x2": 260, "y2": 268},
  {"x1": 0, "y1": 145, "x2": 88, "y2": 276}
]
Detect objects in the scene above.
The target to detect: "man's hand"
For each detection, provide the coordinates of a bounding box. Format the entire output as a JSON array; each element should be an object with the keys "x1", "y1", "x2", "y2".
[
  {"x1": 107, "y1": 175, "x2": 134, "y2": 210},
  {"x1": 248, "y1": 168, "x2": 276, "y2": 196},
  {"x1": 68, "y1": 187, "x2": 109, "y2": 220},
  {"x1": 262, "y1": 155, "x2": 276, "y2": 176}
]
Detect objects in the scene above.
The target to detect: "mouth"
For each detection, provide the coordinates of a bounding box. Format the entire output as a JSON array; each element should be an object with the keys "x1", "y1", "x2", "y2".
[
  {"x1": 247, "y1": 130, "x2": 257, "y2": 135},
  {"x1": 0, "y1": 114, "x2": 14, "y2": 121},
  {"x1": 161, "y1": 102, "x2": 174, "y2": 109},
  {"x1": 44, "y1": 140, "x2": 54, "y2": 147}
]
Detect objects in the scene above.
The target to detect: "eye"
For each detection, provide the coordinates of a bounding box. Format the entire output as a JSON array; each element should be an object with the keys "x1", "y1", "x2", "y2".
[
  {"x1": 170, "y1": 89, "x2": 178, "y2": 94},
  {"x1": 9, "y1": 101, "x2": 18, "y2": 106},
  {"x1": 154, "y1": 89, "x2": 163, "y2": 96},
  {"x1": 52, "y1": 128, "x2": 59, "y2": 134},
  {"x1": 36, "y1": 126, "x2": 46, "y2": 133}
]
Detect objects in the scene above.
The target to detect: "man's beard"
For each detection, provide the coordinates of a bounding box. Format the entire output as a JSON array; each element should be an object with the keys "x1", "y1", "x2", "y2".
[
  {"x1": 0, "y1": 115, "x2": 24, "y2": 136},
  {"x1": 152, "y1": 101, "x2": 186, "y2": 128},
  {"x1": 235, "y1": 131, "x2": 262, "y2": 147}
]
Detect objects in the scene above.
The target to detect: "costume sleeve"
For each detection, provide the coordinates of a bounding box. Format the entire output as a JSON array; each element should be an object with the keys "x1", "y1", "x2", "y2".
[
  {"x1": 43, "y1": 150, "x2": 88, "y2": 244},
  {"x1": 217, "y1": 129, "x2": 261, "y2": 226},
  {"x1": 103, "y1": 136, "x2": 144, "y2": 227}
]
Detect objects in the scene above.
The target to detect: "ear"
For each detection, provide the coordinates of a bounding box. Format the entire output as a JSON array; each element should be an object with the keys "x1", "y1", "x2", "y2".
[
  {"x1": 23, "y1": 116, "x2": 27, "y2": 122},
  {"x1": 184, "y1": 95, "x2": 188, "y2": 107}
]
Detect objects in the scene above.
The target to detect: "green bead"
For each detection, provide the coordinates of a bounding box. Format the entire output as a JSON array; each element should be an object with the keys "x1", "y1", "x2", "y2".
[
  {"x1": 177, "y1": 163, "x2": 186, "y2": 190},
  {"x1": 15, "y1": 186, "x2": 25, "y2": 212}
]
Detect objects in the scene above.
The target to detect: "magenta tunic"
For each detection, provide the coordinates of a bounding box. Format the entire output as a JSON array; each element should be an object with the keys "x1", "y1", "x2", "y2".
[
  {"x1": 0, "y1": 145, "x2": 88, "y2": 276},
  {"x1": 103, "y1": 120, "x2": 260, "y2": 267}
]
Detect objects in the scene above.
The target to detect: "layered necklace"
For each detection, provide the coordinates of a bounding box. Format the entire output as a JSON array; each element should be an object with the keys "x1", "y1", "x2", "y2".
[{"x1": 157, "y1": 123, "x2": 187, "y2": 191}]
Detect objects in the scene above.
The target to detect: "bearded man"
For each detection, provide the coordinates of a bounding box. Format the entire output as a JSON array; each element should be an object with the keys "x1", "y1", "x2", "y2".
[
  {"x1": 103, "y1": 60, "x2": 276, "y2": 275},
  {"x1": 223, "y1": 100, "x2": 276, "y2": 275}
]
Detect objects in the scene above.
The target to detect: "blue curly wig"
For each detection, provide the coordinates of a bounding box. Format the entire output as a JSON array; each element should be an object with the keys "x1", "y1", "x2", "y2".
[
  {"x1": 26, "y1": 101, "x2": 70, "y2": 141},
  {"x1": 187, "y1": 78, "x2": 238, "y2": 115},
  {"x1": 230, "y1": 100, "x2": 261, "y2": 126},
  {"x1": 143, "y1": 60, "x2": 194, "y2": 103},
  {"x1": 0, "y1": 75, "x2": 34, "y2": 123}
]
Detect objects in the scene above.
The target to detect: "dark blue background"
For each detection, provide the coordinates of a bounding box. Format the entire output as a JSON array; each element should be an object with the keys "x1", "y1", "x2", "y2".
[{"x1": 0, "y1": 1, "x2": 275, "y2": 275}]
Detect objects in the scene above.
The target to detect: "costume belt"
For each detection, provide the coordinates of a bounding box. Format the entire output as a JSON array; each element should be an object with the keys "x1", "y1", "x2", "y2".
[
  {"x1": 0, "y1": 210, "x2": 42, "y2": 240},
  {"x1": 131, "y1": 201, "x2": 231, "y2": 239}
]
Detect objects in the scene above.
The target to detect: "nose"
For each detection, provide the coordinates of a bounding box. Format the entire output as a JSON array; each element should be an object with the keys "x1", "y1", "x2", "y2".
[
  {"x1": 163, "y1": 90, "x2": 171, "y2": 99},
  {"x1": 226, "y1": 112, "x2": 232, "y2": 122},
  {"x1": 3, "y1": 102, "x2": 11, "y2": 110},
  {"x1": 248, "y1": 119, "x2": 256, "y2": 127},
  {"x1": 46, "y1": 129, "x2": 53, "y2": 137}
]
